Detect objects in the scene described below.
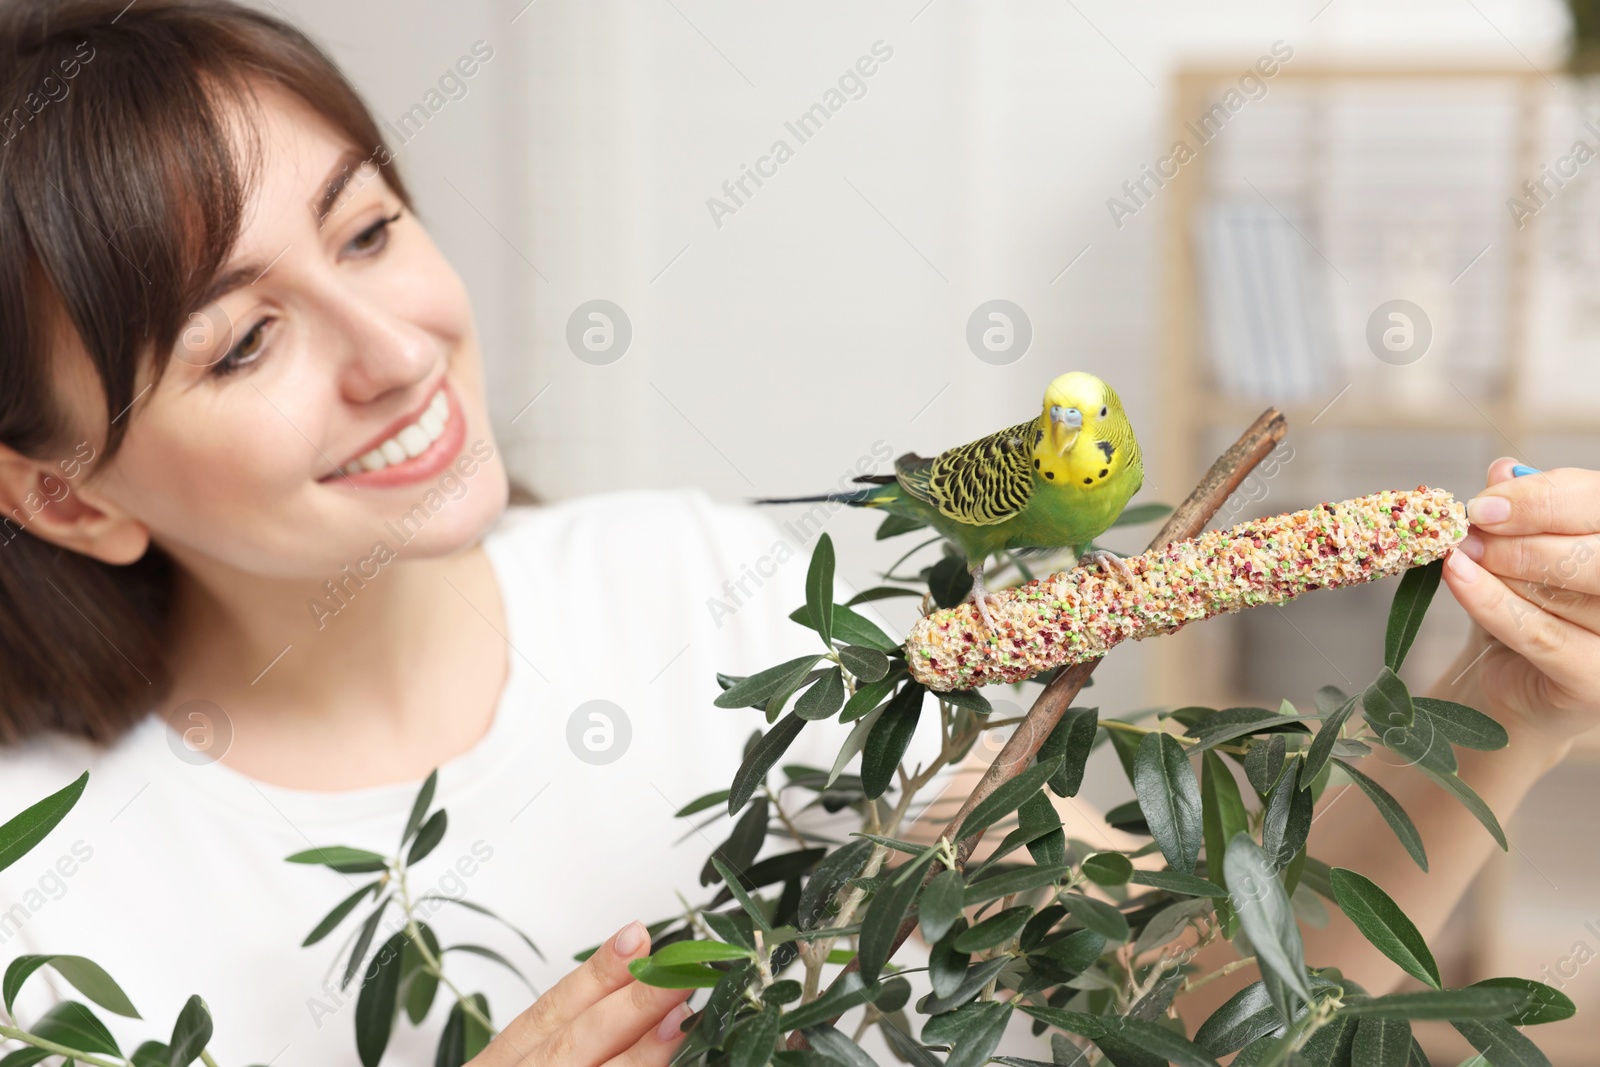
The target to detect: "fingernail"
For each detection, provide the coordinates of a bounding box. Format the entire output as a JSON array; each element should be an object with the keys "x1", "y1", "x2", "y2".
[
  {"x1": 1466, "y1": 496, "x2": 1511, "y2": 524},
  {"x1": 1458, "y1": 532, "x2": 1484, "y2": 561},
  {"x1": 656, "y1": 1001, "x2": 693, "y2": 1041},
  {"x1": 1448, "y1": 547, "x2": 1480, "y2": 583},
  {"x1": 613, "y1": 920, "x2": 647, "y2": 958},
  {"x1": 1511, "y1": 464, "x2": 1541, "y2": 477}
]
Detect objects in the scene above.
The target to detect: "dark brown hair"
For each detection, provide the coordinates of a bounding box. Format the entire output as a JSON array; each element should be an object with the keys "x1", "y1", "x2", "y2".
[{"x1": 0, "y1": 0, "x2": 529, "y2": 744}]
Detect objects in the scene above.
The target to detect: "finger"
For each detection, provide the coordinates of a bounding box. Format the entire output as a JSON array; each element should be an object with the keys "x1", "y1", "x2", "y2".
[
  {"x1": 1463, "y1": 466, "x2": 1600, "y2": 536},
  {"x1": 599, "y1": 996, "x2": 698, "y2": 1067},
  {"x1": 1442, "y1": 545, "x2": 1600, "y2": 697},
  {"x1": 1456, "y1": 529, "x2": 1600, "y2": 598},
  {"x1": 537, "y1": 979, "x2": 693, "y2": 1065},
  {"x1": 491, "y1": 921, "x2": 653, "y2": 1052},
  {"x1": 1485, "y1": 455, "x2": 1521, "y2": 486}
]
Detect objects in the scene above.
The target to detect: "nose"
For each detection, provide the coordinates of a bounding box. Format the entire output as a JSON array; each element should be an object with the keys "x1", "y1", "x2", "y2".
[{"x1": 320, "y1": 281, "x2": 440, "y2": 404}]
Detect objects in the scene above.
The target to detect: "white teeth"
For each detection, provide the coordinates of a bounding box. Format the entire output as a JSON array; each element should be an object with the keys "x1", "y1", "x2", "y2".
[{"x1": 338, "y1": 388, "x2": 452, "y2": 477}]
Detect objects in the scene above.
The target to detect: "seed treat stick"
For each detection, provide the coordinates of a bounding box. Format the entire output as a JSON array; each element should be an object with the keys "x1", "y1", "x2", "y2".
[{"x1": 905, "y1": 483, "x2": 1468, "y2": 692}]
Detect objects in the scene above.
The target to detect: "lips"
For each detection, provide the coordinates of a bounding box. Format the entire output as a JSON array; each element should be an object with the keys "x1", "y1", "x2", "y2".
[{"x1": 320, "y1": 379, "x2": 469, "y2": 488}]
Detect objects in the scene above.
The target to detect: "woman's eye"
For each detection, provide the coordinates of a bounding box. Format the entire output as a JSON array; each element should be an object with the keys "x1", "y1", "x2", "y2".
[
  {"x1": 348, "y1": 209, "x2": 402, "y2": 254},
  {"x1": 213, "y1": 318, "x2": 270, "y2": 376}
]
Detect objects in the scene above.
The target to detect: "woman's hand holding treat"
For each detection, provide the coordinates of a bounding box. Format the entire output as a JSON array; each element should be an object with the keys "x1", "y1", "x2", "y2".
[{"x1": 1442, "y1": 457, "x2": 1600, "y2": 753}]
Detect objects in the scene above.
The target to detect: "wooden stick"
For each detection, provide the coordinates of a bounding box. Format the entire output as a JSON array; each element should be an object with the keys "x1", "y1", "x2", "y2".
[{"x1": 782, "y1": 406, "x2": 1288, "y2": 1049}]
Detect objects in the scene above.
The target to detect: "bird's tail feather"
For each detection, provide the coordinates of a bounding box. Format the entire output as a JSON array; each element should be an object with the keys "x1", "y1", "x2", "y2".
[{"x1": 750, "y1": 487, "x2": 885, "y2": 507}]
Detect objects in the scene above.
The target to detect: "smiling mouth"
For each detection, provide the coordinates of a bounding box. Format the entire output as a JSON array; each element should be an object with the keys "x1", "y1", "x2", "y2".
[{"x1": 334, "y1": 386, "x2": 451, "y2": 476}]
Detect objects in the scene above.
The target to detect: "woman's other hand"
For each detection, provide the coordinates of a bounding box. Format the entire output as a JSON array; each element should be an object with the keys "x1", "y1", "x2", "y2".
[
  {"x1": 1440, "y1": 457, "x2": 1600, "y2": 751},
  {"x1": 470, "y1": 920, "x2": 694, "y2": 1066}
]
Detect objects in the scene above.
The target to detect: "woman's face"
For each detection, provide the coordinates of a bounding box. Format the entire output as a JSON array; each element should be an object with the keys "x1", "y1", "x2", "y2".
[{"x1": 78, "y1": 80, "x2": 509, "y2": 579}]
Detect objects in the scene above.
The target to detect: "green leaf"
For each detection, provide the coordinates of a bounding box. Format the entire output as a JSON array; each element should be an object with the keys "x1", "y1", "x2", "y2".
[
  {"x1": 650, "y1": 941, "x2": 754, "y2": 966},
  {"x1": 131, "y1": 1041, "x2": 171, "y2": 1067},
  {"x1": 1081, "y1": 852, "x2": 1134, "y2": 887},
  {"x1": 1414, "y1": 697, "x2": 1509, "y2": 751},
  {"x1": 1130, "y1": 869, "x2": 1225, "y2": 897},
  {"x1": 1338, "y1": 987, "x2": 1526, "y2": 1021},
  {"x1": 1362, "y1": 666, "x2": 1415, "y2": 737},
  {"x1": 1062, "y1": 891, "x2": 1129, "y2": 942},
  {"x1": 1416, "y1": 763, "x2": 1507, "y2": 850},
  {"x1": 1385, "y1": 559, "x2": 1444, "y2": 673},
  {"x1": 1244, "y1": 734, "x2": 1287, "y2": 795},
  {"x1": 923, "y1": 956, "x2": 1011, "y2": 1015},
  {"x1": 714, "y1": 654, "x2": 824, "y2": 710},
  {"x1": 957, "y1": 754, "x2": 1066, "y2": 843},
  {"x1": 26, "y1": 1000, "x2": 121, "y2": 1058},
  {"x1": 1135, "y1": 732, "x2": 1203, "y2": 874},
  {"x1": 847, "y1": 583, "x2": 922, "y2": 604},
  {"x1": 806, "y1": 533, "x2": 836, "y2": 647},
  {"x1": 919, "y1": 869, "x2": 966, "y2": 945},
  {"x1": 1329, "y1": 868, "x2": 1440, "y2": 989},
  {"x1": 798, "y1": 839, "x2": 875, "y2": 930},
  {"x1": 674, "y1": 789, "x2": 730, "y2": 817},
  {"x1": 626, "y1": 959, "x2": 724, "y2": 988},
  {"x1": 802, "y1": 1022, "x2": 880, "y2": 1067},
  {"x1": 402, "y1": 923, "x2": 441, "y2": 1025},
  {"x1": 838, "y1": 645, "x2": 890, "y2": 683},
  {"x1": 1038, "y1": 707, "x2": 1099, "y2": 797},
  {"x1": 166, "y1": 995, "x2": 210, "y2": 1065},
  {"x1": 839, "y1": 670, "x2": 902, "y2": 724},
  {"x1": 434, "y1": 994, "x2": 493, "y2": 1066},
  {"x1": 789, "y1": 603, "x2": 900, "y2": 652},
  {"x1": 401, "y1": 768, "x2": 437, "y2": 847},
  {"x1": 779, "y1": 971, "x2": 882, "y2": 1031},
  {"x1": 857, "y1": 844, "x2": 939, "y2": 983},
  {"x1": 877, "y1": 512, "x2": 929, "y2": 539},
  {"x1": 1224, "y1": 833, "x2": 1311, "y2": 1014},
  {"x1": 1353, "y1": 1017, "x2": 1413, "y2": 1067},
  {"x1": 1334, "y1": 759, "x2": 1428, "y2": 872},
  {"x1": 3, "y1": 955, "x2": 140, "y2": 1022},
  {"x1": 942, "y1": 1001, "x2": 1016, "y2": 1067},
  {"x1": 285, "y1": 845, "x2": 389, "y2": 874},
  {"x1": 712, "y1": 856, "x2": 773, "y2": 933},
  {"x1": 1451, "y1": 1018, "x2": 1553, "y2": 1066},
  {"x1": 1017, "y1": 1003, "x2": 1110, "y2": 1038},
  {"x1": 1259, "y1": 763, "x2": 1312, "y2": 872},
  {"x1": 860, "y1": 682, "x2": 925, "y2": 800},
  {"x1": 1019, "y1": 790, "x2": 1067, "y2": 867},
  {"x1": 414, "y1": 896, "x2": 545, "y2": 962},
  {"x1": 1303, "y1": 695, "x2": 1358, "y2": 785},
  {"x1": 730, "y1": 1004, "x2": 783, "y2": 1067},
  {"x1": 356, "y1": 931, "x2": 406, "y2": 1067},
  {"x1": 1201, "y1": 750, "x2": 1249, "y2": 893},
  {"x1": 795, "y1": 666, "x2": 847, "y2": 721},
  {"x1": 406, "y1": 809, "x2": 447, "y2": 866},
  {"x1": 303, "y1": 880, "x2": 382, "y2": 947},
  {"x1": 343, "y1": 896, "x2": 391, "y2": 990},
  {"x1": 1194, "y1": 981, "x2": 1279, "y2": 1056},
  {"x1": 0, "y1": 772, "x2": 87, "y2": 877},
  {"x1": 1099, "y1": 1017, "x2": 1223, "y2": 1067},
  {"x1": 729, "y1": 713, "x2": 808, "y2": 815},
  {"x1": 1470, "y1": 977, "x2": 1575, "y2": 1025},
  {"x1": 951, "y1": 905, "x2": 1032, "y2": 953},
  {"x1": 940, "y1": 688, "x2": 992, "y2": 714}
]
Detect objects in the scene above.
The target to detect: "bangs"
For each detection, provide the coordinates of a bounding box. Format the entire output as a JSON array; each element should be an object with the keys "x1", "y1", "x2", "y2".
[{"x1": 0, "y1": 0, "x2": 410, "y2": 458}]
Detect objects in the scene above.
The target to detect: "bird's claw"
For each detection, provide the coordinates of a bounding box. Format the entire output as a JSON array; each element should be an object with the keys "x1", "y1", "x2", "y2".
[
  {"x1": 1081, "y1": 547, "x2": 1136, "y2": 585},
  {"x1": 969, "y1": 589, "x2": 1003, "y2": 633}
]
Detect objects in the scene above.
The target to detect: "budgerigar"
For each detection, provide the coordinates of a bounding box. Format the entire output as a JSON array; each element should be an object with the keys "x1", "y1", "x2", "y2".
[{"x1": 754, "y1": 371, "x2": 1146, "y2": 632}]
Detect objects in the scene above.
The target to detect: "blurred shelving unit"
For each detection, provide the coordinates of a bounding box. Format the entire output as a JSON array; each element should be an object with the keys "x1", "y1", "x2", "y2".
[{"x1": 1154, "y1": 63, "x2": 1600, "y2": 1064}]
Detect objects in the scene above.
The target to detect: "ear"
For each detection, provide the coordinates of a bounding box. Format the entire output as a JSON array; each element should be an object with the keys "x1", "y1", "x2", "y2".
[{"x1": 0, "y1": 442, "x2": 150, "y2": 564}]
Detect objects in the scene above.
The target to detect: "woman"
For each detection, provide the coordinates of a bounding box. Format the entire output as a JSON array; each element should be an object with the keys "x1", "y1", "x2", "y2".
[{"x1": 1, "y1": 0, "x2": 1597, "y2": 1064}]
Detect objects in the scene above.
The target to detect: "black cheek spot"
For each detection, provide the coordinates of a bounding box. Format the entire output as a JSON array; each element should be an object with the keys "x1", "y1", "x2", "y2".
[
  {"x1": 1045, "y1": 471, "x2": 1055, "y2": 480},
  {"x1": 1033, "y1": 458, "x2": 1041, "y2": 469},
  {"x1": 1082, "y1": 477, "x2": 1093, "y2": 485},
  {"x1": 1099, "y1": 468, "x2": 1109, "y2": 478}
]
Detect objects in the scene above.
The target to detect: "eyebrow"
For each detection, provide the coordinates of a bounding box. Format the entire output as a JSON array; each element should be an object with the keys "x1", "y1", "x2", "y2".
[{"x1": 190, "y1": 148, "x2": 370, "y2": 311}]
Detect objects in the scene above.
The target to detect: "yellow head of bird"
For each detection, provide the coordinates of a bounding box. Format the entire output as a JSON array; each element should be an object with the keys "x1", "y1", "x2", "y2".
[{"x1": 1041, "y1": 371, "x2": 1114, "y2": 458}]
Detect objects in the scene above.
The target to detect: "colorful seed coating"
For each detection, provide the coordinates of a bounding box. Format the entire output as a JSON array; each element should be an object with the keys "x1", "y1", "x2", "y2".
[{"x1": 904, "y1": 486, "x2": 1468, "y2": 692}]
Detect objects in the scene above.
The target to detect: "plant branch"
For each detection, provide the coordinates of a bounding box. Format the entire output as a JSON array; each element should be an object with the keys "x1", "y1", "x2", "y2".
[
  {"x1": 785, "y1": 406, "x2": 1288, "y2": 1049},
  {"x1": 0, "y1": 1023, "x2": 124, "y2": 1067}
]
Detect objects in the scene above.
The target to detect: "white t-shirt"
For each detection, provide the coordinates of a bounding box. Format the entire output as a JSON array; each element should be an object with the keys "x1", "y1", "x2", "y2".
[{"x1": 0, "y1": 490, "x2": 945, "y2": 1066}]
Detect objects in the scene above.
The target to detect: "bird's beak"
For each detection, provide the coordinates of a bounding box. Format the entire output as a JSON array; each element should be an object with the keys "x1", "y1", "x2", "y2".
[{"x1": 1049, "y1": 406, "x2": 1082, "y2": 457}]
